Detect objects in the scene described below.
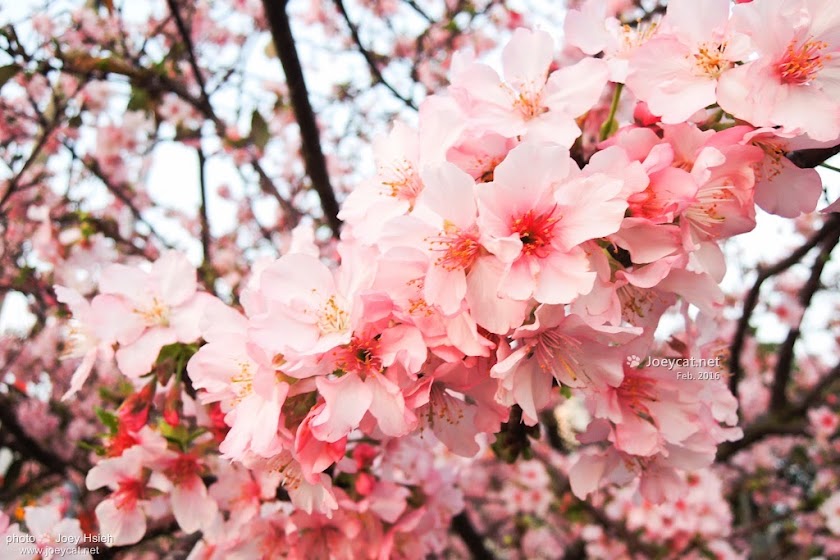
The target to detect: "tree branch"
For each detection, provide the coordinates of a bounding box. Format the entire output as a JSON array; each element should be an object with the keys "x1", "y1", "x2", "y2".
[
  {"x1": 792, "y1": 359, "x2": 840, "y2": 415},
  {"x1": 333, "y1": 0, "x2": 418, "y2": 110},
  {"x1": 729, "y1": 214, "x2": 840, "y2": 394},
  {"x1": 401, "y1": 0, "x2": 433, "y2": 23},
  {"x1": 0, "y1": 395, "x2": 80, "y2": 476},
  {"x1": 0, "y1": 124, "x2": 54, "y2": 211},
  {"x1": 452, "y1": 511, "x2": 496, "y2": 560},
  {"x1": 718, "y1": 359, "x2": 840, "y2": 462},
  {"x1": 787, "y1": 143, "x2": 840, "y2": 169},
  {"x1": 532, "y1": 446, "x2": 659, "y2": 558},
  {"x1": 165, "y1": 0, "x2": 213, "y2": 115},
  {"x1": 261, "y1": 0, "x2": 342, "y2": 237},
  {"x1": 770, "y1": 224, "x2": 840, "y2": 410},
  {"x1": 196, "y1": 147, "x2": 211, "y2": 268},
  {"x1": 61, "y1": 139, "x2": 174, "y2": 249}
]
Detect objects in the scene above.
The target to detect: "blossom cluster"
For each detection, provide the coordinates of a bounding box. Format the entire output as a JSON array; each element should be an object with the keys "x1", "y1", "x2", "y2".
[{"x1": 7, "y1": 0, "x2": 840, "y2": 557}]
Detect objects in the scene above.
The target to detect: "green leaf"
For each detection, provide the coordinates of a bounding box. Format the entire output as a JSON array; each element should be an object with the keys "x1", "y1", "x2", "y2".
[
  {"x1": 95, "y1": 407, "x2": 120, "y2": 433},
  {"x1": 77, "y1": 440, "x2": 106, "y2": 455},
  {"x1": 251, "y1": 109, "x2": 269, "y2": 151},
  {"x1": 0, "y1": 64, "x2": 21, "y2": 89},
  {"x1": 444, "y1": 20, "x2": 460, "y2": 33},
  {"x1": 126, "y1": 86, "x2": 151, "y2": 112},
  {"x1": 159, "y1": 419, "x2": 190, "y2": 450},
  {"x1": 186, "y1": 427, "x2": 208, "y2": 445}
]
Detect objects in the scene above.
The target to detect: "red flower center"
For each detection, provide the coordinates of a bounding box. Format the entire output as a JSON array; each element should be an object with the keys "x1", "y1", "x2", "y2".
[
  {"x1": 430, "y1": 224, "x2": 481, "y2": 271},
  {"x1": 107, "y1": 428, "x2": 139, "y2": 457},
  {"x1": 166, "y1": 453, "x2": 201, "y2": 486},
  {"x1": 777, "y1": 39, "x2": 829, "y2": 85},
  {"x1": 336, "y1": 336, "x2": 382, "y2": 375},
  {"x1": 617, "y1": 371, "x2": 658, "y2": 418},
  {"x1": 114, "y1": 478, "x2": 145, "y2": 511},
  {"x1": 510, "y1": 207, "x2": 559, "y2": 258}
]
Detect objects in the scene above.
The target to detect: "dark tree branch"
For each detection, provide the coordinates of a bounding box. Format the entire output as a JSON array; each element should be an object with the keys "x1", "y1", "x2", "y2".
[
  {"x1": 165, "y1": 0, "x2": 213, "y2": 115},
  {"x1": 61, "y1": 139, "x2": 173, "y2": 248},
  {"x1": 787, "y1": 143, "x2": 840, "y2": 169},
  {"x1": 718, "y1": 359, "x2": 840, "y2": 462},
  {"x1": 262, "y1": 0, "x2": 342, "y2": 237},
  {"x1": 333, "y1": 0, "x2": 418, "y2": 110},
  {"x1": 252, "y1": 159, "x2": 302, "y2": 229},
  {"x1": 196, "y1": 147, "x2": 211, "y2": 268},
  {"x1": 401, "y1": 0, "x2": 433, "y2": 23},
  {"x1": 0, "y1": 396, "x2": 79, "y2": 476},
  {"x1": 0, "y1": 124, "x2": 55, "y2": 211},
  {"x1": 59, "y1": 50, "x2": 303, "y2": 233},
  {"x1": 532, "y1": 446, "x2": 659, "y2": 558},
  {"x1": 452, "y1": 511, "x2": 496, "y2": 560},
  {"x1": 729, "y1": 214, "x2": 840, "y2": 394},
  {"x1": 793, "y1": 359, "x2": 840, "y2": 414},
  {"x1": 770, "y1": 225, "x2": 840, "y2": 410},
  {"x1": 716, "y1": 417, "x2": 808, "y2": 462}
]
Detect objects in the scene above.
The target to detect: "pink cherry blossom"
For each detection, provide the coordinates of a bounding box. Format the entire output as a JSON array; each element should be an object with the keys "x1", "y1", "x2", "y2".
[
  {"x1": 97, "y1": 251, "x2": 213, "y2": 377},
  {"x1": 478, "y1": 141, "x2": 627, "y2": 305},
  {"x1": 626, "y1": 0, "x2": 749, "y2": 123},
  {"x1": 717, "y1": 0, "x2": 840, "y2": 141},
  {"x1": 449, "y1": 28, "x2": 608, "y2": 146}
]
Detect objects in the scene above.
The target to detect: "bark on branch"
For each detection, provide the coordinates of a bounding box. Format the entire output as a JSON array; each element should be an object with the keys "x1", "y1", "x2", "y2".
[
  {"x1": 728, "y1": 214, "x2": 840, "y2": 394},
  {"x1": 769, "y1": 222, "x2": 840, "y2": 410},
  {"x1": 333, "y1": 0, "x2": 418, "y2": 110},
  {"x1": 262, "y1": 0, "x2": 342, "y2": 237},
  {"x1": 452, "y1": 511, "x2": 496, "y2": 560}
]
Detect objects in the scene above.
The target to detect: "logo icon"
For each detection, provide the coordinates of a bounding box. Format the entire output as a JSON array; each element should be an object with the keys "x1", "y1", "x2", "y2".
[{"x1": 626, "y1": 355, "x2": 641, "y2": 368}]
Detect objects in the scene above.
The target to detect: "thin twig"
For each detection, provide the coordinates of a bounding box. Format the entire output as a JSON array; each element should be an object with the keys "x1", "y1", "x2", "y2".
[
  {"x1": 61, "y1": 140, "x2": 174, "y2": 249},
  {"x1": 718, "y1": 359, "x2": 840, "y2": 462},
  {"x1": 402, "y1": 0, "x2": 433, "y2": 22},
  {"x1": 165, "y1": 0, "x2": 213, "y2": 115},
  {"x1": 196, "y1": 147, "x2": 211, "y2": 268},
  {"x1": 332, "y1": 0, "x2": 418, "y2": 110},
  {"x1": 0, "y1": 396, "x2": 80, "y2": 476},
  {"x1": 770, "y1": 225, "x2": 840, "y2": 410},
  {"x1": 729, "y1": 215, "x2": 840, "y2": 394}
]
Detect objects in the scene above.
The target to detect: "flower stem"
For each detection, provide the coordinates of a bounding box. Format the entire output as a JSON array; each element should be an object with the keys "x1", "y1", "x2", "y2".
[{"x1": 599, "y1": 83, "x2": 624, "y2": 141}]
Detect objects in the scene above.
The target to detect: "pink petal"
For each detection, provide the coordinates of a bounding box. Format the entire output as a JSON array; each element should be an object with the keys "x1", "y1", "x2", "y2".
[
  {"x1": 99, "y1": 263, "x2": 150, "y2": 301},
  {"x1": 533, "y1": 250, "x2": 596, "y2": 304},
  {"x1": 61, "y1": 347, "x2": 98, "y2": 400},
  {"x1": 367, "y1": 375, "x2": 415, "y2": 438},
  {"x1": 311, "y1": 374, "x2": 372, "y2": 443},
  {"x1": 755, "y1": 160, "x2": 822, "y2": 217},
  {"x1": 150, "y1": 251, "x2": 197, "y2": 307},
  {"x1": 502, "y1": 28, "x2": 554, "y2": 91},
  {"x1": 418, "y1": 162, "x2": 476, "y2": 228},
  {"x1": 171, "y1": 476, "x2": 217, "y2": 534},
  {"x1": 95, "y1": 498, "x2": 147, "y2": 546},
  {"x1": 569, "y1": 452, "x2": 607, "y2": 499},
  {"x1": 544, "y1": 57, "x2": 609, "y2": 117},
  {"x1": 465, "y1": 256, "x2": 529, "y2": 335},
  {"x1": 115, "y1": 328, "x2": 178, "y2": 378}
]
